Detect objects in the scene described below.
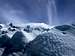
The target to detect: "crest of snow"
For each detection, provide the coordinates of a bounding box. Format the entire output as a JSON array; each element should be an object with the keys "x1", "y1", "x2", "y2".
[
  {"x1": 14, "y1": 23, "x2": 53, "y2": 29},
  {"x1": 0, "y1": 24, "x2": 8, "y2": 32},
  {"x1": 25, "y1": 23, "x2": 52, "y2": 29},
  {"x1": 21, "y1": 30, "x2": 36, "y2": 43},
  {"x1": 20, "y1": 23, "x2": 54, "y2": 42},
  {"x1": 0, "y1": 24, "x2": 5, "y2": 28},
  {"x1": 6, "y1": 31, "x2": 16, "y2": 38}
]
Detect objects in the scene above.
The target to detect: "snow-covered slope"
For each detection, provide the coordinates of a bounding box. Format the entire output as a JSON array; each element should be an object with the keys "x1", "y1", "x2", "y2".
[
  {"x1": 0, "y1": 23, "x2": 52, "y2": 56},
  {"x1": 0, "y1": 23, "x2": 51, "y2": 40},
  {"x1": 0, "y1": 23, "x2": 75, "y2": 56},
  {"x1": 48, "y1": 24, "x2": 75, "y2": 56},
  {"x1": 24, "y1": 24, "x2": 75, "y2": 56}
]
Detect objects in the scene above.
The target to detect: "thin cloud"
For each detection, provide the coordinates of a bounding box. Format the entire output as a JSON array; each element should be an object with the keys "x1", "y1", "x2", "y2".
[{"x1": 0, "y1": 4, "x2": 29, "y2": 25}]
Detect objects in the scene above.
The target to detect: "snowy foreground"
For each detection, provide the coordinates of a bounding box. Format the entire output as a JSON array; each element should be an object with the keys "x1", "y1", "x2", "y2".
[{"x1": 0, "y1": 23, "x2": 75, "y2": 56}]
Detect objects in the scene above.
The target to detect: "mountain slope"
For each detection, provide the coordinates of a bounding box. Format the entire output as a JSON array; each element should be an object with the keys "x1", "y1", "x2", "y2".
[{"x1": 0, "y1": 23, "x2": 75, "y2": 56}]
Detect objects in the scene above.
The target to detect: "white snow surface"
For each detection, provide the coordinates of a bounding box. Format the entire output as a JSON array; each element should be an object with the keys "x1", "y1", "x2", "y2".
[
  {"x1": 0, "y1": 23, "x2": 53, "y2": 42},
  {"x1": 0, "y1": 23, "x2": 75, "y2": 56}
]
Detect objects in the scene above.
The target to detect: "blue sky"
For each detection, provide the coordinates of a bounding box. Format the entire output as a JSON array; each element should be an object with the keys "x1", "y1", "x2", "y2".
[{"x1": 0, "y1": 0, "x2": 75, "y2": 25}]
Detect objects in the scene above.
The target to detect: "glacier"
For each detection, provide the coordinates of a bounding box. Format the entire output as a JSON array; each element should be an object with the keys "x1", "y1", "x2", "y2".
[{"x1": 0, "y1": 23, "x2": 75, "y2": 56}]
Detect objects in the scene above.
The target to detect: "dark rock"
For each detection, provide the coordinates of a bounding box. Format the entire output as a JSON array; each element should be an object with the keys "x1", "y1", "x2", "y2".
[{"x1": 0, "y1": 25, "x2": 2, "y2": 29}]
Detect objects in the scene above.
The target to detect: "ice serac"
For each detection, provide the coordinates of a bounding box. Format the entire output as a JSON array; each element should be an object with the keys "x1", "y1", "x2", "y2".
[{"x1": 0, "y1": 23, "x2": 75, "y2": 56}]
